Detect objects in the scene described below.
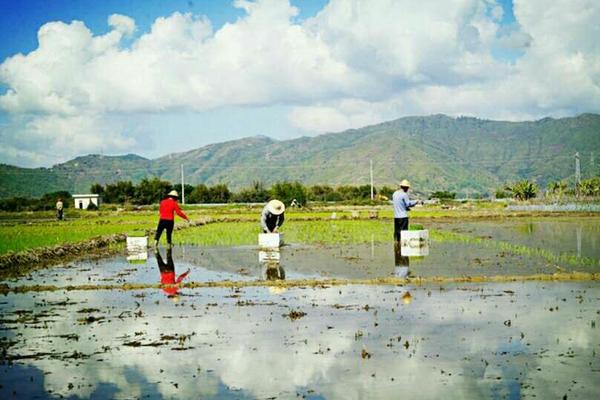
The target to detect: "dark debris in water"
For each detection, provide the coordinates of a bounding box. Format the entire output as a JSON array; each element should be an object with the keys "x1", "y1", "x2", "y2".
[{"x1": 285, "y1": 310, "x2": 307, "y2": 321}]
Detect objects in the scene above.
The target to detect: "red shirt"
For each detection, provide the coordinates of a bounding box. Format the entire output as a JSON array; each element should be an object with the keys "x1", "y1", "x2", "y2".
[
  {"x1": 160, "y1": 270, "x2": 190, "y2": 296},
  {"x1": 159, "y1": 197, "x2": 188, "y2": 221}
]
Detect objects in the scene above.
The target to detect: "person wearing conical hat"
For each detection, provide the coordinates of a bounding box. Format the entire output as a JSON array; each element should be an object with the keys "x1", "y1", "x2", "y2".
[
  {"x1": 260, "y1": 199, "x2": 285, "y2": 233},
  {"x1": 154, "y1": 190, "x2": 190, "y2": 249},
  {"x1": 392, "y1": 179, "x2": 421, "y2": 242},
  {"x1": 56, "y1": 198, "x2": 64, "y2": 221}
]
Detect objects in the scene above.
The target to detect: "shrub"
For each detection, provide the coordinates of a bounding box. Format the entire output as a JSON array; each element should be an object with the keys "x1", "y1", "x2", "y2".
[
  {"x1": 270, "y1": 181, "x2": 307, "y2": 206},
  {"x1": 577, "y1": 177, "x2": 600, "y2": 197},
  {"x1": 233, "y1": 181, "x2": 270, "y2": 203},
  {"x1": 508, "y1": 180, "x2": 537, "y2": 200},
  {"x1": 495, "y1": 188, "x2": 508, "y2": 199},
  {"x1": 133, "y1": 177, "x2": 173, "y2": 205},
  {"x1": 104, "y1": 181, "x2": 135, "y2": 203},
  {"x1": 378, "y1": 185, "x2": 395, "y2": 199},
  {"x1": 547, "y1": 180, "x2": 567, "y2": 194},
  {"x1": 429, "y1": 191, "x2": 456, "y2": 200}
]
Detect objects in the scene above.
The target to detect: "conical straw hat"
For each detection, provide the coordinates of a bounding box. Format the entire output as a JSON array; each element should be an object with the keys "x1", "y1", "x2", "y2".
[{"x1": 267, "y1": 199, "x2": 285, "y2": 215}]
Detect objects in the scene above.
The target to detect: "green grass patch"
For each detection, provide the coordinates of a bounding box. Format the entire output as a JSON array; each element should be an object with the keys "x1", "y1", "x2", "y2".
[
  {"x1": 176, "y1": 220, "x2": 422, "y2": 246},
  {"x1": 0, "y1": 218, "x2": 155, "y2": 254}
]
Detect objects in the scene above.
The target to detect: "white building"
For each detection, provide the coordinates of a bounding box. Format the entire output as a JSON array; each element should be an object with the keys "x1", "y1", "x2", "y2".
[{"x1": 72, "y1": 194, "x2": 101, "y2": 210}]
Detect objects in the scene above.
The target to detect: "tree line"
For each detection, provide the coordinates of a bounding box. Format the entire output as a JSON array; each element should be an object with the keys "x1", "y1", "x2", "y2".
[
  {"x1": 1, "y1": 176, "x2": 598, "y2": 212},
  {"x1": 90, "y1": 178, "x2": 395, "y2": 206},
  {"x1": 497, "y1": 177, "x2": 600, "y2": 200}
]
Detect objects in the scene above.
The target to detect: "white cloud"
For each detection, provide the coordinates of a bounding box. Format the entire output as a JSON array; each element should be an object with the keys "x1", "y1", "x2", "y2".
[
  {"x1": 0, "y1": 113, "x2": 136, "y2": 166},
  {"x1": 289, "y1": 0, "x2": 600, "y2": 132},
  {"x1": 108, "y1": 14, "x2": 136, "y2": 36},
  {"x1": 0, "y1": 0, "x2": 598, "y2": 166},
  {"x1": 6, "y1": 283, "x2": 598, "y2": 399}
]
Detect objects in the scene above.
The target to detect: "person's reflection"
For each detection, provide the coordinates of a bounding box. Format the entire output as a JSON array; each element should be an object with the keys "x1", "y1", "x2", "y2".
[
  {"x1": 264, "y1": 262, "x2": 286, "y2": 281},
  {"x1": 394, "y1": 241, "x2": 410, "y2": 278},
  {"x1": 156, "y1": 248, "x2": 190, "y2": 301},
  {"x1": 259, "y1": 250, "x2": 285, "y2": 281}
]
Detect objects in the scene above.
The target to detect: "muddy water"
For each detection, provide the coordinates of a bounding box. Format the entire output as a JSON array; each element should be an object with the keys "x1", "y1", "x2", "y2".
[
  {"x1": 1, "y1": 282, "x2": 599, "y2": 399},
  {"x1": 2, "y1": 218, "x2": 599, "y2": 398},
  {"x1": 6, "y1": 239, "x2": 597, "y2": 289},
  {"x1": 433, "y1": 218, "x2": 600, "y2": 260},
  {"x1": 4, "y1": 218, "x2": 598, "y2": 289}
]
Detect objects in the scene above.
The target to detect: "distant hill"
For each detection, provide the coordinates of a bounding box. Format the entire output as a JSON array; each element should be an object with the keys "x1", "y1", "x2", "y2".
[{"x1": 1, "y1": 114, "x2": 599, "y2": 198}]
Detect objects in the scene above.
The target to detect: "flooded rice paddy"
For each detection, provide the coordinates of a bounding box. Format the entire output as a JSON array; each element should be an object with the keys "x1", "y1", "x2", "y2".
[{"x1": 1, "y1": 218, "x2": 599, "y2": 399}]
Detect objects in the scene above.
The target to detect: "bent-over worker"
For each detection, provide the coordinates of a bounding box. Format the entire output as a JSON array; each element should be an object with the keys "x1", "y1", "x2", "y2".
[
  {"x1": 260, "y1": 199, "x2": 285, "y2": 233},
  {"x1": 392, "y1": 179, "x2": 421, "y2": 241},
  {"x1": 154, "y1": 190, "x2": 189, "y2": 248}
]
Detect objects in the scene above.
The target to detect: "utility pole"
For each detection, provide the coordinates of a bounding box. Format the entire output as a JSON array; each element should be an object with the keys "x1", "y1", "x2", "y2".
[
  {"x1": 370, "y1": 159, "x2": 374, "y2": 200},
  {"x1": 575, "y1": 152, "x2": 581, "y2": 184},
  {"x1": 181, "y1": 164, "x2": 185, "y2": 205},
  {"x1": 575, "y1": 152, "x2": 581, "y2": 197}
]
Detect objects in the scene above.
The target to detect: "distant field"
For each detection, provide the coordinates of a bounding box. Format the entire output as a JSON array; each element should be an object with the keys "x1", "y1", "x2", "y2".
[
  {"x1": 0, "y1": 201, "x2": 594, "y2": 255},
  {"x1": 0, "y1": 208, "x2": 387, "y2": 254}
]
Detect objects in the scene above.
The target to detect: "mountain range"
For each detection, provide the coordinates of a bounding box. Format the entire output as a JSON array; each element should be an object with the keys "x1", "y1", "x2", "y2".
[{"x1": 1, "y1": 113, "x2": 599, "y2": 198}]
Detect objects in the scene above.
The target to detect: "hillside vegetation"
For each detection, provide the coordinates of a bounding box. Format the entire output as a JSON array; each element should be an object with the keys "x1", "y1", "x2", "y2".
[{"x1": 1, "y1": 114, "x2": 599, "y2": 198}]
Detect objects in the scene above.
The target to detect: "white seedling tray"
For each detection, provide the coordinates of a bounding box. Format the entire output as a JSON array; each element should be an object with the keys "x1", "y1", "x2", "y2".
[
  {"x1": 399, "y1": 245, "x2": 430, "y2": 257},
  {"x1": 400, "y1": 230, "x2": 429, "y2": 248},
  {"x1": 258, "y1": 233, "x2": 284, "y2": 248},
  {"x1": 259, "y1": 250, "x2": 281, "y2": 263},
  {"x1": 127, "y1": 251, "x2": 148, "y2": 262},
  {"x1": 127, "y1": 236, "x2": 148, "y2": 253}
]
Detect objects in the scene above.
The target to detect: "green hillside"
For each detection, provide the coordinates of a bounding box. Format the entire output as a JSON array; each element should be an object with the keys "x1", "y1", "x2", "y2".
[{"x1": 1, "y1": 114, "x2": 599, "y2": 198}]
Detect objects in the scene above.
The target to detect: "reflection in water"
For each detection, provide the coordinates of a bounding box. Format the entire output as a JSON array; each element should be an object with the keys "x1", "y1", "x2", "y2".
[
  {"x1": 518, "y1": 222, "x2": 536, "y2": 235},
  {"x1": 394, "y1": 238, "x2": 430, "y2": 278},
  {"x1": 127, "y1": 250, "x2": 148, "y2": 263},
  {"x1": 394, "y1": 241, "x2": 410, "y2": 278},
  {"x1": 259, "y1": 250, "x2": 285, "y2": 281},
  {"x1": 265, "y1": 264, "x2": 285, "y2": 280},
  {"x1": 454, "y1": 219, "x2": 600, "y2": 261},
  {"x1": 1, "y1": 282, "x2": 598, "y2": 399},
  {"x1": 577, "y1": 226, "x2": 582, "y2": 258},
  {"x1": 156, "y1": 248, "x2": 190, "y2": 299}
]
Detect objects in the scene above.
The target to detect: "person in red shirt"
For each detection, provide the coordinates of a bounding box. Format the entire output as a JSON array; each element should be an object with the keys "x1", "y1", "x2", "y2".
[
  {"x1": 156, "y1": 248, "x2": 190, "y2": 300},
  {"x1": 154, "y1": 190, "x2": 189, "y2": 249}
]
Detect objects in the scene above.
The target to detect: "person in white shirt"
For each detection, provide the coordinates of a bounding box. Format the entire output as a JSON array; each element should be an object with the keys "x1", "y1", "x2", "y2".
[
  {"x1": 260, "y1": 200, "x2": 285, "y2": 233},
  {"x1": 56, "y1": 198, "x2": 64, "y2": 220},
  {"x1": 392, "y1": 179, "x2": 421, "y2": 241}
]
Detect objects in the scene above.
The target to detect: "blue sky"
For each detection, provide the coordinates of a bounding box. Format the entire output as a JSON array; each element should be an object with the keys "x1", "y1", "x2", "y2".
[
  {"x1": 0, "y1": 0, "x2": 328, "y2": 62},
  {"x1": 0, "y1": 0, "x2": 598, "y2": 167}
]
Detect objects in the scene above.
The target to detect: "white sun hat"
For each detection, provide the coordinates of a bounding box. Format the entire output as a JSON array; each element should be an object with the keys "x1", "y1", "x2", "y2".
[
  {"x1": 168, "y1": 190, "x2": 179, "y2": 197},
  {"x1": 400, "y1": 179, "x2": 411, "y2": 188},
  {"x1": 267, "y1": 199, "x2": 285, "y2": 215}
]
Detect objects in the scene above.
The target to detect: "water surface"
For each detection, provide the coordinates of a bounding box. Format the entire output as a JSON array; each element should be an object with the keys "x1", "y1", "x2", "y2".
[{"x1": 1, "y1": 282, "x2": 598, "y2": 399}]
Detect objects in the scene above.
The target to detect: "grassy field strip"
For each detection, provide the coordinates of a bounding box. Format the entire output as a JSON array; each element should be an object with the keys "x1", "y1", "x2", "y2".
[
  {"x1": 177, "y1": 220, "x2": 395, "y2": 247},
  {"x1": 2, "y1": 271, "x2": 599, "y2": 294},
  {"x1": 0, "y1": 214, "x2": 385, "y2": 254},
  {"x1": 2, "y1": 212, "x2": 599, "y2": 271}
]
